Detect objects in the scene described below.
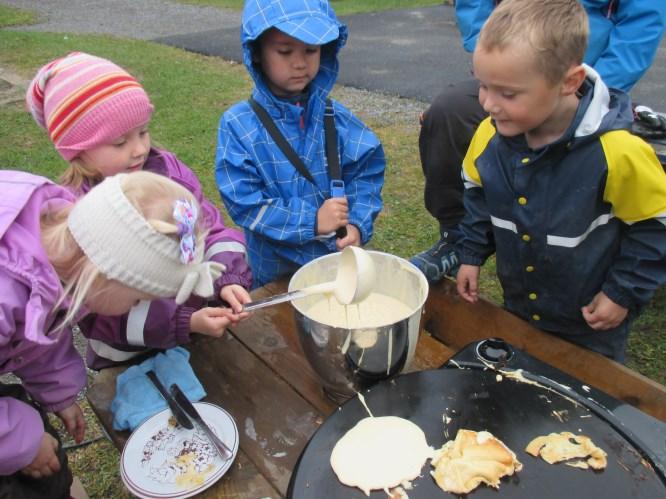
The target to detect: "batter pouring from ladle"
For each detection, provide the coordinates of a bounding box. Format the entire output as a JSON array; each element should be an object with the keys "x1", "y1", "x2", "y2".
[{"x1": 242, "y1": 246, "x2": 377, "y2": 311}]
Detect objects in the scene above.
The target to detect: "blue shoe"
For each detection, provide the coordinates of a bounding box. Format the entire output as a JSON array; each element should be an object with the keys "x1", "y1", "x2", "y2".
[{"x1": 410, "y1": 237, "x2": 460, "y2": 283}]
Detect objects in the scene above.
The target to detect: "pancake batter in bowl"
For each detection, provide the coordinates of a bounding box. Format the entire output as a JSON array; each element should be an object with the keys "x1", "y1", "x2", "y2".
[{"x1": 305, "y1": 292, "x2": 413, "y2": 329}]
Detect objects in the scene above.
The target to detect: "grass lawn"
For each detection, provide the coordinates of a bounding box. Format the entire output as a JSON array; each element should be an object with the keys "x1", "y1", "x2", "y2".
[
  {"x1": 0, "y1": 21, "x2": 664, "y2": 499},
  {"x1": 176, "y1": 0, "x2": 446, "y2": 16},
  {"x1": 0, "y1": 4, "x2": 38, "y2": 27}
]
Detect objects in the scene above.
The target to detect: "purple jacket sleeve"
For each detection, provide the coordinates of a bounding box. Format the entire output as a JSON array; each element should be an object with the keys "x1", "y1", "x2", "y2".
[
  {"x1": 0, "y1": 280, "x2": 86, "y2": 412},
  {"x1": 160, "y1": 150, "x2": 253, "y2": 291},
  {"x1": 79, "y1": 295, "x2": 206, "y2": 354},
  {"x1": 15, "y1": 330, "x2": 87, "y2": 413},
  {"x1": 0, "y1": 398, "x2": 44, "y2": 474},
  {"x1": 0, "y1": 273, "x2": 85, "y2": 473}
]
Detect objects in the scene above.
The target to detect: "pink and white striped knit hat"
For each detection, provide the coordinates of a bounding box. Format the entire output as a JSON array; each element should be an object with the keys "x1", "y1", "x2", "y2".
[{"x1": 26, "y1": 52, "x2": 154, "y2": 161}]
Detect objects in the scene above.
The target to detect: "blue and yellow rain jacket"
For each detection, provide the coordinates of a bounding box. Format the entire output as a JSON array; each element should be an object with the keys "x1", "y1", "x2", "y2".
[
  {"x1": 459, "y1": 66, "x2": 666, "y2": 358},
  {"x1": 215, "y1": 0, "x2": 385, "y2": 287}
]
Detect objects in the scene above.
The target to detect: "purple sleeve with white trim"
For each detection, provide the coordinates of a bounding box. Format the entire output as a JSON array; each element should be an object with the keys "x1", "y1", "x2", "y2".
[{"x1": 156, "y1": 149, "x2": 253, "y2": 291}]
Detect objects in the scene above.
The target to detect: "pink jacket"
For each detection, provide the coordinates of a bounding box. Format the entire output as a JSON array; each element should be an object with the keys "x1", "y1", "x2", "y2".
[
  {"x1": 0, "y1": 171, "x2": 87, "y2": 475},
  {"x1": 74, "y1": 148, "x2": 252, "y2": 369}
]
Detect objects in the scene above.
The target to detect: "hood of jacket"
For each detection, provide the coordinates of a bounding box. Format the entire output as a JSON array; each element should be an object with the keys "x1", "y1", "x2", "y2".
[
  {"x1": 0, "y1": 170, "x2": 75, "y2": 344},
  {"x1": 570, "y1": 64, "x2": 633, "y2": 143},
  {"x1": 241, "y1": 0, "x2": 348, "y2": 104}
]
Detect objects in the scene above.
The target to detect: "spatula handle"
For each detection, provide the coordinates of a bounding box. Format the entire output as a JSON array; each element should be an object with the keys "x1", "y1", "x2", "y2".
[{"x1": 242, "y1": 290, "x2": 307, "y2": 312}]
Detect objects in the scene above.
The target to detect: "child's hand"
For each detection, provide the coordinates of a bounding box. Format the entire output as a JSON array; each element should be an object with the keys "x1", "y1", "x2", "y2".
[
  {"x1": 317, "y1": 198, "x2": 349, "y2": 234},
  {"x1": 56, "y1": 403, "x2": 86, "y2": 444},
  {"x1": 21, "y1": 432, "x2": 60, "y2": 479},
  {"x1": 190, "y1": 307, "x2": 248, "y2": 337},
  {"x1": 220, "y1": 284, "x2": 252, "y2": 313},
  {"x1": 335, "y1": 224, "x2": 361, "y2": 250},
  {"x1": 456, "y1": 264, "x2": 481, "y2": 303},
  {"x1": 581, "y1": 291, "x2": 628, "y2": 330}
]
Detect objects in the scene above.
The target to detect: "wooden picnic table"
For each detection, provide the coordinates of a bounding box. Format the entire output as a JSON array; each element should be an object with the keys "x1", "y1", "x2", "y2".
[{"x1": 87, "y1": 277, "x2": 666, "y2": 498}]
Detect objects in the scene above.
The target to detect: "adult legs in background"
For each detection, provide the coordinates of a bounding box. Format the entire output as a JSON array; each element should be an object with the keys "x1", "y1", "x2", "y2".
[{"x1": 411, "y1": 79, "x2": 487, "y2": 282}]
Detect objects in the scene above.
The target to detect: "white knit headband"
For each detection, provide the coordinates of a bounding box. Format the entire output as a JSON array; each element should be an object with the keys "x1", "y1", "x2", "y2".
[{"x1": 67, "y1": 174, "x2": 225, "y2": 305}]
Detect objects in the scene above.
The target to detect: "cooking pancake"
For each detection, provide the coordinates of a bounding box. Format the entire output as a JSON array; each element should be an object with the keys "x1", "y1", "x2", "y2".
[
  {"x1": 287, "y1": 368, "x2": 665, "y2": 498},
  {"x1": 526, "y1": 432, "x2": 607, "y2": 470},
  {"x1": 330, "y1": 416, "x2": 433, "y2": 495},
  {"x1": 431, "y1": 429, "x2": 522, "y2": 494}
]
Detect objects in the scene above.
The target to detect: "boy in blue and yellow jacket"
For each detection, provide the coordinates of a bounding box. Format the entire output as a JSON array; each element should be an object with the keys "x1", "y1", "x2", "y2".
[
  {"x1": 215, "y1": 0, "x2": 385, "y2": 287},
  {"x1": 456, "y1": 0, "x2": 666, "y2": 361}
]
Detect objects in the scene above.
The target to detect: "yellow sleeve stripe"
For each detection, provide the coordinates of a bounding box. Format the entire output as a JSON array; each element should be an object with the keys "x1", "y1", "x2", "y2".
[
  {"x1": 600, "y1": 130, "x2": 666, "y2": 223},
  {"x1": 462, "y1": 117, "x2": 496, "y2": 187}
]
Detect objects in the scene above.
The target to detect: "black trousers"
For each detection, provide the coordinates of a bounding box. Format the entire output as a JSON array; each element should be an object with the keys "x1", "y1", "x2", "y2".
[
  {"x1": 419, "y1": 78, "x2": 487, "y2": 231},
  {"x1": 0, "y1": 383, "x2": 72, "y2": 499}
]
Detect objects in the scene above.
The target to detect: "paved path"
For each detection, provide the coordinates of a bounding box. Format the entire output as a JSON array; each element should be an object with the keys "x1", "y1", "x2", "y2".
[
  {"x1": 3, "y1": 0, "x2": 665, "y2": 108},
  {"x1": 155, "y1": 6, "x2": 471, "y2": 105},
  {"x1": 2, "y1": 0, "x2": 240, "y2": 39}
]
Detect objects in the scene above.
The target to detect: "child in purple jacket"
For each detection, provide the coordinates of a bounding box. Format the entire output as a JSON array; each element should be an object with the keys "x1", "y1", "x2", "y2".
[
  {"x1": 0, "y1": 169, "x2": 222, "y2": 497},
  {"x1": 26, "y1": 52, "x2": 253, "y2": 369}
]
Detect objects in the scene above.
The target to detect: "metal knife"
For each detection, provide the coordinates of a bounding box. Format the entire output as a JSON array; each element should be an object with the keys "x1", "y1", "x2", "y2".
[
  {"x1": 145, "y1": 370, "x2": 193, "y2": 430},
  {"x1": 169, "y1": 383, "x2": 233, "y2": 460}
]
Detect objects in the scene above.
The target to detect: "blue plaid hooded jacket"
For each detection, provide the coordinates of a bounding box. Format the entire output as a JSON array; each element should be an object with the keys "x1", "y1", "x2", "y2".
[{"x1": 215, "y1": 0, "x2": 385, "y2": 287}]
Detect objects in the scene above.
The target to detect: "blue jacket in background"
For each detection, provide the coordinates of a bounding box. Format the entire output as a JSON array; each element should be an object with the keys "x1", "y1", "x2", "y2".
[
  {"x1": 215, "y1": 0, "x2": 386, "y2": 287},
  {"x1": 458, "y1": 66, "x2": 666, "y2": 360},
  {"x1": 455, "y1": 0, "x2": 666, "y2": 92}
]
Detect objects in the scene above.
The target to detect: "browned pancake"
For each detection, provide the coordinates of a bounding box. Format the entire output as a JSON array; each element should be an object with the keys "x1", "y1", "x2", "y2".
[
  {"x1": 525, "y1": 432, "x2": 607, "y2": 470},
  {"x1": 431, "y1": 429, "x2": 522, "y2": 494}
]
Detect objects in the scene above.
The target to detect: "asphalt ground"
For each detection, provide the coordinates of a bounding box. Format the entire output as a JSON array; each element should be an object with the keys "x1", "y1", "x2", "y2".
[
  {"x1": 154, "y1": 4, "x2": 666, "y2": 109},
  {"x1": 3, "y1": 1, "x2": 665, "y2": 109},
  {"x1": 155, "y1": 6, "x2": 471, "y2": 104}
]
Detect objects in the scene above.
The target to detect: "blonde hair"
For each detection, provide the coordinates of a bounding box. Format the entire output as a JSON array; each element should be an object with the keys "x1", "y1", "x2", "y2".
[
  {"x1": 479, "y1": 0, "x2": 588, "y2": 85},
  {"x1": 59, "y1": 157, "x2": 104, "y2": 192},
  {"x1": 41, "y1": 171, "x2": 207, "y2": 329}
]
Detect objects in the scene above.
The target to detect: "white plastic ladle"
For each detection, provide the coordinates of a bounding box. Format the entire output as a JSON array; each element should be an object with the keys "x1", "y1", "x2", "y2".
[{"x1": 242, "y1": 246, "x2": 376, "y2": 312}]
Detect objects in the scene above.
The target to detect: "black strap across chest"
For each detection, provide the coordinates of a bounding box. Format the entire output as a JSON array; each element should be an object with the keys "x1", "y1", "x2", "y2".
[{"x1": 248, "y1": 97, "x2": 340, "y2": 186}]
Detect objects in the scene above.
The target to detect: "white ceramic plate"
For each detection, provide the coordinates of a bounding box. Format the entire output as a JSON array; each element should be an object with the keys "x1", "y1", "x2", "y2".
[{"x1": 120, "y1": 402, "x2": 239, "y2": 498}]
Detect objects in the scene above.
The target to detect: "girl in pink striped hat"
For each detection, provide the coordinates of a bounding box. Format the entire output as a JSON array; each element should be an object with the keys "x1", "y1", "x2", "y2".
[{"x1": 26, "y1": 52, "x2": 253, "y2": 370}]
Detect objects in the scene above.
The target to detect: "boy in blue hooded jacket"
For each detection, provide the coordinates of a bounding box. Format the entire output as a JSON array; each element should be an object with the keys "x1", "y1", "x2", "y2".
[{"x1": 216, "y1": 0, "x2": 386, "y2": 287}]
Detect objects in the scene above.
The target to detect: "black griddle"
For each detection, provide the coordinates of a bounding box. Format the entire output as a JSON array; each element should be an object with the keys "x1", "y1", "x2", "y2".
[{"x1": 287, "y1": 339, "x2": 666, "y2": 498}]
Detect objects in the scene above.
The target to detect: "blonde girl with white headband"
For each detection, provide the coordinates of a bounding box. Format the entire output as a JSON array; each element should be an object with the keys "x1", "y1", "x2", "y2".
[
  {"x1": 0, "y1": 169, "x2": 220, "y2": 498},
  {"x1": 26, "y1": 52, "x2": 253, "y2": 369}
]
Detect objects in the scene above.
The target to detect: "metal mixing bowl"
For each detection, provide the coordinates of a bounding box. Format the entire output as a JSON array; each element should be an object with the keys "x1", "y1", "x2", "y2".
[{"x1": 289, "y1": 250, "x2": 429, "y2": 402}]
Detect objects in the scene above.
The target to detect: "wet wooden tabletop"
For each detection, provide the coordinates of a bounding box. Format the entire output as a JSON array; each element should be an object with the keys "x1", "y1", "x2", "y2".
[{"x1": 87, "y1": 278, "x2": 666, "y2": 498}]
